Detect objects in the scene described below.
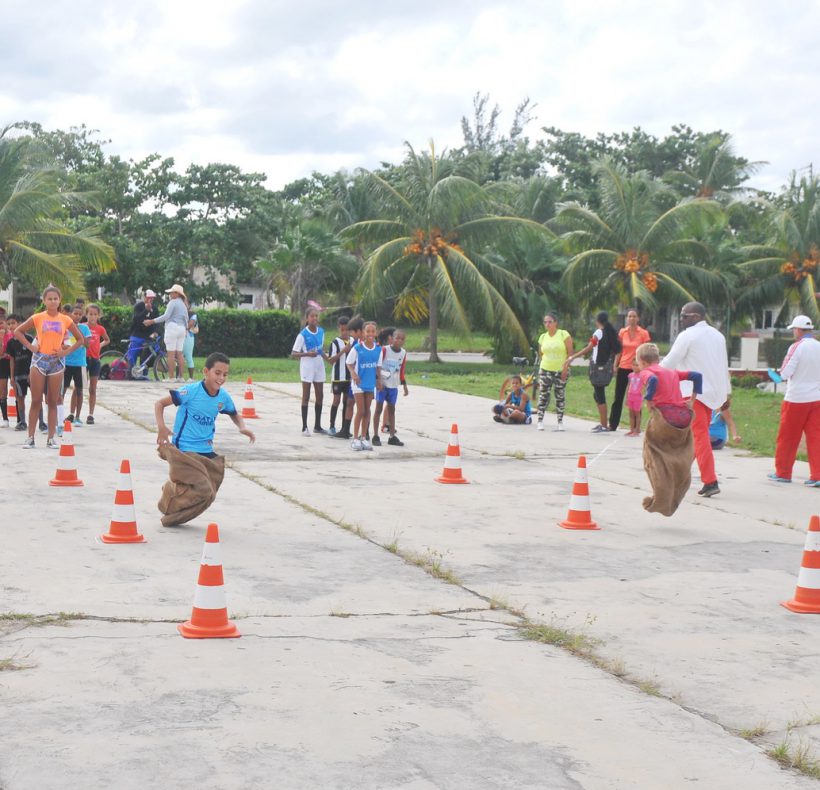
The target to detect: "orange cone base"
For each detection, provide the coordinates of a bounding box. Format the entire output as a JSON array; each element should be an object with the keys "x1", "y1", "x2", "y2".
[
  {"x1": 780, "y1": 599, "x2": 820, "y2": 614},
  {"x1": 434, "y1": 474, "x2": 469, "y2": 484},
  {"x1": 241, "y1": 411, "x2": 259, "y2": 419},
  {"x1": 49, "y1": 477, "x2": 84, "y2": 487},
  {"x1": 178, "y1": 620, "x2": 241, "y2": 639},
  {"x1": 559, "y1": 515, "x2": 600, "y2": 530},
  {"x1": 100, "y1": 530, "x2": 146, "y2": 544}
]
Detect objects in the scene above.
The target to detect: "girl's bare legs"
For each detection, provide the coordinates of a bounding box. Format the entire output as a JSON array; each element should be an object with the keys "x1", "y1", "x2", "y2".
[
  {"x1": 45, "y1": 371, "x2": 62, "y2": 439},
  {"x1": 27, "y1": 369, "x2": 46, "y2": 439},
  {"x1": 88, "y1": 376, "x2": 98, "y2": 416},
  {"x1": 362, "y1": 393, "x2": 373, "y2": 438},
  {"x1": 353, "y1": 392, "x2": 365, "y2": 438}
]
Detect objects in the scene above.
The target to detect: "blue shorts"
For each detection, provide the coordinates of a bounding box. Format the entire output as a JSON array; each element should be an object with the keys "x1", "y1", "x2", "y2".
[
  {"x1": 87, "y1": 358, "x2": 101, "y2": 377},
  {"x1": 31, "y1": 352, "x2": 65, "y2": 376},
  {"x1": 376, "y1": 387, "x2": 398, "y2": 405}
]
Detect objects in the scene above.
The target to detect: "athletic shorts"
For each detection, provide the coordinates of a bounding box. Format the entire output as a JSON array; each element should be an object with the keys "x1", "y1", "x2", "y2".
[
  {"x1": 31, "y1": 352, "x2": 65, "y2": 376},
  {"x1": 13, "y1": 378, "x2": 28, "y2": 399},
  {"x1": 332, "y1": 380, "x2": 350, "y2": 396},
  {"x1": 0, "y1": 358, "x2": 9, "y2": 378},
  {"x1": 299, "y1": 355, "x2": 325, "y2": 383},
  {"x1": 87, "y1": 358, "x2": 101, "y2": 377},
  {"x1": 351, "y1": 383, "x2": 374, "y2": 396},
  {"x1": 376, "y1": 387, "x2": 398, "y2": 405},
  {"x1": 164, "y1": 323, "x2": 187, "y2": 352},
  {"x1": 64, "y1": 365, "x2": 84, "y2": 390}
]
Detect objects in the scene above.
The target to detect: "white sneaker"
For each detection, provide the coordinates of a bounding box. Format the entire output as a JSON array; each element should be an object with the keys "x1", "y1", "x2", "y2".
[
  {"x1": 536, "y1": 420, "x2": 544, "y2": 431},
  {"x1": 351, "y1": 438, "x2": 363, "y2": 451},
  {"x1": 361, "y1": 439, "x2": 373, "y2": 451},
  {"x1": 22, "y1": 437, "x2": 35, "y2": 449},
  {"x1": 301, "y1": 427, "x2": 311, "y2": 437},
  {"x1": 556, "y1": 421, "x2": 565, "y2": 432},
  {"x1": 1, "y1": 420, "x2": 9, "y2": 428}
]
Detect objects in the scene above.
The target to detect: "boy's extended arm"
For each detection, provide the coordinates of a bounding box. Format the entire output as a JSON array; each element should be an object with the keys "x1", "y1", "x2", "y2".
[
  {"x1": 154, "y1": 395, "x2": 174, "y2": 445},
  {"x1": 229, "y1": 412, "x2": 256, "y2": 443}
]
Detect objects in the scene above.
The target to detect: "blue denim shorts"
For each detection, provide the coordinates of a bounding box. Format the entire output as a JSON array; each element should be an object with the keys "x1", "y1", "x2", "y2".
[{"x1": 31, "y1": 352, "x2": 66, "y2": 376}]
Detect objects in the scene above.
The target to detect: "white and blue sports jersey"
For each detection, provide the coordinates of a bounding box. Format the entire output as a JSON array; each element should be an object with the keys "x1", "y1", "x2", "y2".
[
  {"x1": 348, "y1": 341, "x2": 381, "y2": 391},
  {"x1": 170, "y1": 381, "x2": 237, "y2": 454},
  {"x1": 64, "y1": 322, "x2": 92, "y2": 367},
  {"x1": 295, "y1": 326, "x2": 324, "y2": 354}
]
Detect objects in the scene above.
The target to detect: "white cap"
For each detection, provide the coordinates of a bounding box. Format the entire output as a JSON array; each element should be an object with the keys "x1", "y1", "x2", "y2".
[
  {"x1": 144, "y1": 289, "x2": 157, "y2": 298},
  {"x1": 787, "y1": 315, "x2": 814, "y2": 330},
  {"x1": 165, "y1": 283, "x2": 185, "y2": 297}
]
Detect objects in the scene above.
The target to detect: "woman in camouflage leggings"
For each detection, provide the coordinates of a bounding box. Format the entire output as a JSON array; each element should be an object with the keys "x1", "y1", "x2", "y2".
[{"x1": 536, "y1": 313, "x2": 574, "y2": 431}]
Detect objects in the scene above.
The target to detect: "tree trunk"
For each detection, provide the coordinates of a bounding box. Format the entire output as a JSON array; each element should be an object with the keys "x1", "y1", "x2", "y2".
[{"x1": 428, "y1": 258, "x2": 440, "y2": 363}]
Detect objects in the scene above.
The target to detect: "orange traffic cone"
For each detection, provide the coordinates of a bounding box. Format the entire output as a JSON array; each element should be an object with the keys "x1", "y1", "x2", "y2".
[
  {"x1": 781, "y1": 515, "x2": 820, "y2": 613},
  {"x1": 241, "y1": 377, "x2": 259, "y2": 419},
  {"x1": 100, "y1": 460, "x2": 146, "y2": 544},
  {"x1": 558, "y1": 455, "x2": 599, "y2": 530},
  {"x1": 7, "y1": 386, "x2": 17, "y2": 420},
  {"x1": 435, "y1": 423, "x2": 469, "y2": 484},
  {"x1": 49, "y1": 420, "x2": 84, "y2": 487},
  {"x1": 178, "y1": 523, "x2": 240, "y2": 638}
]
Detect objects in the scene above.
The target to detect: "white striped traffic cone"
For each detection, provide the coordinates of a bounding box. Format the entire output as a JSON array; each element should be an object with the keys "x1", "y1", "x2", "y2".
[
  {"x1": 100, "y1": 460, "x2": 146, "y2": 544},
  {"x1": 7, "y1": 386, "x2": 17, "y2": 420},
  {"x1": 781, "y1": 515, "x2": 820, "y2": 613},
  {"x1": 558, "y1": 455, "x2": 599, "y2": 530},
  {"x1": 241, "y1": 377, "x2": 259, "y2": 419},
  {"x1": 435, "y1": 423, "x2": 469, "y2": 484},
  {"x1": 178, "y1": 523, "x2": 240, "y2": 638},
  {"x1": 49, "y1": 420, "x2": 84, "y2": 487}
]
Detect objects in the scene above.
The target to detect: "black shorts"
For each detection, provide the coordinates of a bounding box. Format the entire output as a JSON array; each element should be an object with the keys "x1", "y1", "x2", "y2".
[
  {"x1": 13, "y1": 378, "x2": 28, "y2": 399},
  {"x1": 0, "y1": 358, "x2": 9, "y2": 378},
  {"x1": 63, "y1": 365, "x2": 84, "y2": 391},
  {"x1": 332, "y1": 381, "x2": 350, "y2": 396},
  {"x1": 87, "y1": 357, "x2": 101, "y2": 377}
]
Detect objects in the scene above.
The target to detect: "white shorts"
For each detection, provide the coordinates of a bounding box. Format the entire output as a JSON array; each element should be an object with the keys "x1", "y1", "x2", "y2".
[
  {"x1": 299, "y1": 356, "x2": 325, "y2": 383},
  {"x1": 164, "y1": 323, "x2": 187, "y2": 352},
  {"x1": 351, "y1": 382, "x2": 375, "y2": 396}
]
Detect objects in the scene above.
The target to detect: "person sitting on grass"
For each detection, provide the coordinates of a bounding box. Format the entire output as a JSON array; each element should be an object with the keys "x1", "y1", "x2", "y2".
[
  {"x1": 492, "y1": 375, "x2": 532, "y2": 424},
  {"x1": 709, "y1": 398, "x2": 741, "y2": 450}
]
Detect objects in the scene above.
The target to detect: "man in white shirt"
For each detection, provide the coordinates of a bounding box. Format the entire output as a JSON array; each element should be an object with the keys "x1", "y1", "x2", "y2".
[
  {"x1": 769, "y1": 315, "x2": 820, "y2": 486},
  {"x1": 661, "y1": 302, "x2": 730, "y2": 497}
]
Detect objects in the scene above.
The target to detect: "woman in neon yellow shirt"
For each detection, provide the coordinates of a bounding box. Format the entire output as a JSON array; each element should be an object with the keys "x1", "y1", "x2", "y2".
[{"x1": 536, "y1": 312, "x2": 573, "y2": 431}]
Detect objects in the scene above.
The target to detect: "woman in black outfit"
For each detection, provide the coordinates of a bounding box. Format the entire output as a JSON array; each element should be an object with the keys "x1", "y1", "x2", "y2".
[{"x1": 563, "y1": 311, "x2": 621, "y2": 433}]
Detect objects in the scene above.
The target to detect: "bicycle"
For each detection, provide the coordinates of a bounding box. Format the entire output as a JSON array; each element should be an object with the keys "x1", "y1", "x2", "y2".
[{"x1": 99, "y1": 334, "x2": 169, "y2": 381}]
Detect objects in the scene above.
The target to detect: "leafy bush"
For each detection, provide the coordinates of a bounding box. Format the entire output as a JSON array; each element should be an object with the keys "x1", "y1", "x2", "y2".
[
  {"x1": 97, "y1": 306, "x2": 300, "y2": 357},
  {"x1": 732, "y1": 373, "x2": 764, "y2": 389}
]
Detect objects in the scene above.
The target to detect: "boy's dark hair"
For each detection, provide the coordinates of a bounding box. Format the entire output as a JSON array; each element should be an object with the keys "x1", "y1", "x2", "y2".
[
  {"x1": 337, "y1": 316, "x2": 350, "y2": 327},
  {"x1": 204, "y1": 352, "x2": 230, "y2": 369},
  {"x1": 347, "y1": 316, "x2": 364, "y2": 333},
  {"x1": 378, "y1": 326, "x2": 395, "y2": 345},
  {"x1": 7, "y1": 314, "x2": 21, "y2": 322}
]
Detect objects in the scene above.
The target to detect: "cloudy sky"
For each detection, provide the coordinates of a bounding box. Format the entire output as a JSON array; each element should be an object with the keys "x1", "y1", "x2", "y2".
[{"x1": 2, "y1": 0, "x2": 818, "y2": 192}]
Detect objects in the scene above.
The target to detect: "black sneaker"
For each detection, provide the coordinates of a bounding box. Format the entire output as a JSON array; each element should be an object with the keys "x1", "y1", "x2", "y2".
[
  {"x1": 313, "y1": 426, "x2": 327, "y2": 435},
  {"x1": 66, "y1": 414, "x2": 75, "y2": 423},
  {"x1": 86, "y1": 415, "x2": 95, "y2": 425},
  {"x1": 15, "y1": 421, "x2": 27, "y2": 431},
  {"x1": 697, "y1": 482, "x2": 720, "y2": 497},
  {"x1": 39, "y1": 423, "x2": 48, "y2": 434},
  {"x1": 371, "y1": 435, "x2": 382, "y2": 446},
  {"x1": 387, "y1": 435, "x2": 404, "y2": 446},
  {"x1": 333, "y1": 431, "x2": 352, "y2": 440}
]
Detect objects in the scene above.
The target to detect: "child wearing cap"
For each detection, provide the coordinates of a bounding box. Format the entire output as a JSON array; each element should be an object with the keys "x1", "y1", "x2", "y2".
[{"x1": 144, "y1": 284, "x2": 189, "y2": 382}]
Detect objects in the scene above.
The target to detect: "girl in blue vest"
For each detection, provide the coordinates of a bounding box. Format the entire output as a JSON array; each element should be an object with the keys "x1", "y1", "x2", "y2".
[
  {"x1": 492, "y1": 374, "x2": 532, "y2": 424},
  {"x1": 346, "y1": 321, "x2": 383, "y2": 451},
  {"x1": 291, "y1": 307, "x2": 327, "y2": 436}
]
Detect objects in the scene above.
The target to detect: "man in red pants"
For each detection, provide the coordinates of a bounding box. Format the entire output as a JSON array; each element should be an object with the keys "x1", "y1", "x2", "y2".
[
  {"x1": 661, "y1": 302, "x2": 730, "y2": 497},
  {"x1": 769, "y1": 315, "x2": 820, "y2": 486}
]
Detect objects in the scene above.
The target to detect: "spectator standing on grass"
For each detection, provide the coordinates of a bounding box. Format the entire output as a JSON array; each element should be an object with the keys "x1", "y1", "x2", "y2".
[
  {"x1": 661, "y1": 301, "x2": 730, "y2": 498},
  {"x1": 610, "y1": 309, "x2": 651, "y2": 432},
  {"x1": 126, "y1": 289, "x2": 159, "y2": 371},
  {"x1": 143, "y1": 284, "x2": 189, "y2": 383},
  {"x1": 535, "y1": 312, "x2": 573, "y2": 432},
  {"x1": 768, "y1": 315, "x2": 820, "y2": 487}
]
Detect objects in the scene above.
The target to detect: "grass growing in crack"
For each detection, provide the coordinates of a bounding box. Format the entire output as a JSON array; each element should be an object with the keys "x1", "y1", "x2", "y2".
[
  {"x1": 0, "y1": 656, "x2": 34, "y2": 672},
  {"x1": 767, "y1": 740, "x2": 820, "y2": 779},
  {"x1": 488, "y1": 594, "x2": 509, "y2": 611},
  {"x1": 401, "y1": 548, "x2": 462, "y2": 585},
  {"x1": 503, "y1": 450, "x2": 527, "y2": 460},
  {"x1": 518, "y1": 619, "x2": 600, "y2": 658},
  {"x1": 787, "y1": 712, "x2": 820, "y2": 731},
  {"x1": 329, "y1": 609, "x2": 352, "y2": 618},
  {"x1": 636, "y1": 677, "x2": 662, "y2": 696},
  {"x1": 384, "y1": 531, "x2": 401, "y2": 554},
  {"x1": 739, "y1": 722, "x2": 769, "y2": 739}
]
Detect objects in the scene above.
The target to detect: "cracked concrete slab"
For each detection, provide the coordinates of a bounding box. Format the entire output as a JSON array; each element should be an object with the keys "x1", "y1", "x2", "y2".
[{"x1": 1, "y1": 379, "x2": 818, "y2": 788}]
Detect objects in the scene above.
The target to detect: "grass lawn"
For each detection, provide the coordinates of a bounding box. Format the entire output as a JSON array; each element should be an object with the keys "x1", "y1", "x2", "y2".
[
  {"x1": 213, "y1": 356, "x2": 786, "y2": 459},
  {"x1": 393, "y1": 326, "x2": 492, "y2": 354}
]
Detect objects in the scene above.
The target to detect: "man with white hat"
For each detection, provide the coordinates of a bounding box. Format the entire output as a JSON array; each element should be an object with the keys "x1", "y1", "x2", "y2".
[
  {"x1": 144, "y1": 284, "x2": 189, "y2": 382},
  {"x1": 769, "y1": 315, "x2": 820, "y2": 486},
  {"x1": 126, "y1": 289, "x2": 160, "y2": 375}
]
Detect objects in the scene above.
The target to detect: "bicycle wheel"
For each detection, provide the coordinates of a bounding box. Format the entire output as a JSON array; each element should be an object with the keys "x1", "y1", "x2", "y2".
[
  {"x1": 153, "y1": 354, "x2": 169, "y2": 381},
  {"x1": 99, "y1": 351, "x2": 129, "y2": 381}
]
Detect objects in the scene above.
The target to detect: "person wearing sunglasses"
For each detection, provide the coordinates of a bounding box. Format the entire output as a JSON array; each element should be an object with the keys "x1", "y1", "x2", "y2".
[{"x1": 661, "y1": 302, "x2": 730, "y2": 498}]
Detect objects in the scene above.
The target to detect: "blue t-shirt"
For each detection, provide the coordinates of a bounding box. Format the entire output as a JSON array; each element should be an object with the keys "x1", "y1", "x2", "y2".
[
  {"x1": 510, "y1": 389, "x2": 532, "y2": 417},
  {"x1": 64, "y1": 323, "x2": 92, "y2": 367},
  {"x1": 709, "y1": 410, "x2": 728, "y2": 442},
  {"x1": 354, "y1": 342, "x2": 381, "y2": 390},
  {"x1": 170, "y1": 381, "x2": 237, "y2": 454}
]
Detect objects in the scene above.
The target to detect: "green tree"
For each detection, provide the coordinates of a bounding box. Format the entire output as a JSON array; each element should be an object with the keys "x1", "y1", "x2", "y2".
[
  {"x1": 0, "y1": 129, "x2": 115, "y2": 303},
  {"x1": 554, "y1": 158, "x2": 724, "y2": 310},
  {"x1": 343, "y1": 142, "x2": 552, "y2": 361},
  {"x1": 736, "y1": 171, "x2": 820, "y2": 324}
]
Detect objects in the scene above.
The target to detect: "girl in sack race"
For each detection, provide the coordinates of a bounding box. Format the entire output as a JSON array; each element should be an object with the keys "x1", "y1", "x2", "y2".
[
  {"x1": 635, "y1": 342, "x2": 703, "y2": 517},
  {"x1": 563, "y1": 311, "x2": 622, "y2": 433}
]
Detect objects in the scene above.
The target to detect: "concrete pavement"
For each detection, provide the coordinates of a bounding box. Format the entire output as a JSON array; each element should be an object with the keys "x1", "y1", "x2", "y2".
[{"x1": 1, "y1": 378, "x2": 818, "y2": 789}]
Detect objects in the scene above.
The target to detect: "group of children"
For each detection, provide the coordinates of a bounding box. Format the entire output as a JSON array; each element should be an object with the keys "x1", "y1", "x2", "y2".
[
  {"x1": 291, "y1": 309, "x2": 409, "y2": 451},
  {"x1": 2, "y1": 288, "x2": 111, "y2": 447}
]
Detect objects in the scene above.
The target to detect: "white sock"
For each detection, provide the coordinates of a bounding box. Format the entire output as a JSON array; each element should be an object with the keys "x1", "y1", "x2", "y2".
[{"x1": 57, "y1": 404, "x2": 65, "y2": 424}]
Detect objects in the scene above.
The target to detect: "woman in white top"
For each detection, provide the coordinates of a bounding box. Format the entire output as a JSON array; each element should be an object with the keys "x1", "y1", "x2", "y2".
[{"x1": 144, "y1": 283, "x2": 189, "y2": 382}]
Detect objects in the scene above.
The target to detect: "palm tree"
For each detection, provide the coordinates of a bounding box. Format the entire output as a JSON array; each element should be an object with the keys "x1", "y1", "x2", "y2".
[
  {"x1": 342, "y1": 142, "x2": 553, "y2": 361},
  {"x1": 736, "y1": 171, "x2": 820, "y2": 324},
  {"x1": 0, "y1": 128, "x2": 116, "y2": 304},
  {"x1": 553, "y1": 158, "x2": 724, "y2": 310}
]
